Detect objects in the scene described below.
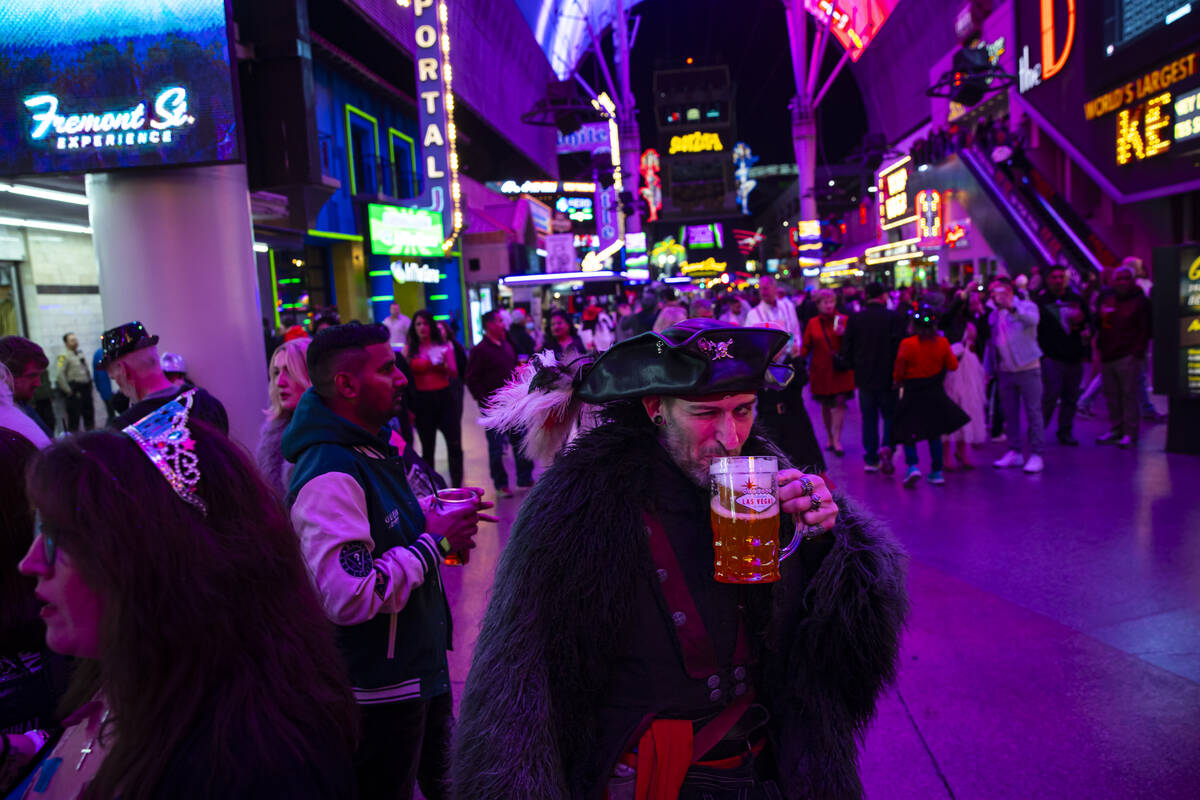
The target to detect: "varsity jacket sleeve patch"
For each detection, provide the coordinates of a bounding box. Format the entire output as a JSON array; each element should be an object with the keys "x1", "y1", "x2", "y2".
[{"x1": 291, "y1": 471, "x2": 441, "y2": 626}]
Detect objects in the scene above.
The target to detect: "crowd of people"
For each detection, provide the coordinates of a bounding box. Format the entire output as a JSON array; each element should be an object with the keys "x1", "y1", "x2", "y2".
[{"x1": 0, "y1": 251, "x2": 1159, "y2": 798}]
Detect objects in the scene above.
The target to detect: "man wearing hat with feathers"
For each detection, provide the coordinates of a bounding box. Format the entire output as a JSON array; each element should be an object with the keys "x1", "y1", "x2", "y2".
[{"x1": 451, "y1": 319, "x2": 907, "y2": 800}]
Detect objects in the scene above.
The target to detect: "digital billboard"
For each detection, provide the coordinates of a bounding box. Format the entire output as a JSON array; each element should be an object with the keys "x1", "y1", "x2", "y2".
[
  {"x1": 0, "y1": 1, "x2": 241, "y2": 177},
  {"x1": 1013, "y1": 0, "x2": 1200, "y2": 202},
  {"x1": 368, "y1": 204, "x2": 445, "y2": 258}
]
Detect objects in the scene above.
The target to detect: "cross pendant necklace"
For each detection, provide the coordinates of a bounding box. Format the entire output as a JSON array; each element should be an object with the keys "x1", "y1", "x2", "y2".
[{"x1": 77, "y1": 710, "x2": 110, "y2": 770}]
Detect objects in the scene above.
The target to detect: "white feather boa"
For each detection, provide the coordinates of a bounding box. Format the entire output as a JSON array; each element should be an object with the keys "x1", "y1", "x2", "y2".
[{"x1": 480, "y1": 350, "x2": 600, "y2": 462}]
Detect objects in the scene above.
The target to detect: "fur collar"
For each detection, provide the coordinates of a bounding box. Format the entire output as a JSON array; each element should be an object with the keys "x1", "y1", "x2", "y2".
[{"x1": 451, "y1": 418, "x2": 908, "y2": 800}]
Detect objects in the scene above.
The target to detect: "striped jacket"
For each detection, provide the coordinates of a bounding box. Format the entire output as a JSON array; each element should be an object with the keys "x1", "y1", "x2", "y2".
[{"x1": 285, "y1": 388, "x2": 452, "y2": 704}]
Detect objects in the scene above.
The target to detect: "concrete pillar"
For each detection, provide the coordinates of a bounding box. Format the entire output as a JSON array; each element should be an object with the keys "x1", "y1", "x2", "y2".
[{"x1": 86, "y1": 164, "x2": 267, "y2": 447}]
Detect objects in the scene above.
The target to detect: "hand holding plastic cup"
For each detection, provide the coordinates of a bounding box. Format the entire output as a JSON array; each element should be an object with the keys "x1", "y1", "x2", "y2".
[{"x1": 435, "y1": 488, "x2": 482, "y2": 565}]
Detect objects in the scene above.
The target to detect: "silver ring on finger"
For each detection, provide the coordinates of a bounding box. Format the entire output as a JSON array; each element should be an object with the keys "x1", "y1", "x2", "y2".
[
  {"x1": 801, "y1": 524, "x2": 824, "y2": 539},
  {"x1": 798, "y1": 477, "x2": 815, "y2": 496},
  {"x1": 808, "y1": 493, "x2": 822, "y2": 513}
]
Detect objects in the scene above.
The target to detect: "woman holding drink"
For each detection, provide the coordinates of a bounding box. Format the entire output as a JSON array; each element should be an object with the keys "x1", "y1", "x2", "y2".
[
  {"x1": 407, "y1": 309, "x2": 465, "y2": 487},
  {"x1": 801, "y1": 289, "x2": 855, "y2": 456}
]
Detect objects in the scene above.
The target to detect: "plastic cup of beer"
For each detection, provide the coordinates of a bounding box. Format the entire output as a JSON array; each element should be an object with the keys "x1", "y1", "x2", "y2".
[
  {"x1": 709, "y1": 456, "x2": 782, "y2": 583},
  {"x1": 435, "y1": 488, "x2": 478, "y2": 566}
]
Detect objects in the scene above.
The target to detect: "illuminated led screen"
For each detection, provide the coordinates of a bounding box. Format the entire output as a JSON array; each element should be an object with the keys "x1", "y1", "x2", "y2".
[
  {"x1": 804, "y1": 0, "x2": 898, "y2": 62},
  {"x1": 368, "y1": 204, "x2": 445, "y2": 258},
  {"x1": 0, "y1": 1, "x2": 240, "y2": 177}
]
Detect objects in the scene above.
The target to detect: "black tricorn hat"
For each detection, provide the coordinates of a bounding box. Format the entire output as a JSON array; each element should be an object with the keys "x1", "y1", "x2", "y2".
[
  {"x1": 576, "y1": 318, "x2": 792, "y2": 403},
  {"x1": 98, "y1": 321, "x2": 159, "y2": 368}
]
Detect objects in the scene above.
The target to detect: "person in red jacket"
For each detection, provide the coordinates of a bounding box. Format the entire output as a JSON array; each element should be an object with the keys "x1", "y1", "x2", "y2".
[
  {"x1": 801, "y1": 289, "x2": 856, "y2": 455},
  {"x1": 892, "y1": 305, "x2": 969, "y2": 487}
]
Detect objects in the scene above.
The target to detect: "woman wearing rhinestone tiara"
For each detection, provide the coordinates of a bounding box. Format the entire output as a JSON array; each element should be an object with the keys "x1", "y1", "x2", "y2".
[{"x1": 10, "y1": 401, "x2": 357, "y2": 799}]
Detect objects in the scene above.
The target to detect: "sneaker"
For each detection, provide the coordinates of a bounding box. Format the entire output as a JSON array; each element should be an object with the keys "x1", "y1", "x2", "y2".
[
  {"x1": 496, "y1": 487, "x2": 514, "y2": 498},
  {"x1": 1096, "y1": 432, "x2": 1121, "y2": 445},
  {"x1": 1118, "y1": 435, "x2": 1136, "y2": 449},
  {"x1": 864, "y1": 462, "x2": 881, "y2": 473},
  {"x1": 1022, "y1": 454, "x2": 1044, "y2": 473},
  {"x1": 927, "y1": 470, "x2": 945, "y2": 485},
  {"x1": 993, "y1": 450, "x2": 1025, "y2": 468},
  {"x1": 878, "y1": 446, "x2": 895, "y2": 475},
  {"x1": 903, "y1": 466, "x2": 922, "y2": 487},
  {"x1": 990, "y1": 433, "x2": 1008, "y2": 443}
]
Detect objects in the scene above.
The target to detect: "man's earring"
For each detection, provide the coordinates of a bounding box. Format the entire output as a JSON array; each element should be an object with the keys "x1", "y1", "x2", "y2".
[{"x1": 652, "y1": 415, "x2": 665, "y2": 426}]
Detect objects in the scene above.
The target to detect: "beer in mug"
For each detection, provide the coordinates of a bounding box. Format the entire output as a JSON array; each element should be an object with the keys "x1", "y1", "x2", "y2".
[{"x1": 709, "y1": 456, "x2": 783, "y2": 583}]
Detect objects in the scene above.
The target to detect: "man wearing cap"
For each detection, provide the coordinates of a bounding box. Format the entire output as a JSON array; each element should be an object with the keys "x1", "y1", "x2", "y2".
[
  {"x1": 100, "y1": 322, "x2": 229, "y2": 436},
  {"x1": 452, "y1": 319, "x2": 907, "y2": 799}
]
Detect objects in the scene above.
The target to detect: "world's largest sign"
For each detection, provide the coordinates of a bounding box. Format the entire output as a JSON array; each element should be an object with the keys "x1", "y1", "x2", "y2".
[
  {"x1": 1013, "y1": 0, "x2": 1200, "y2": 203},
  {"x1": 0, "y1": 0, "x2": 240, "y2": 176}
]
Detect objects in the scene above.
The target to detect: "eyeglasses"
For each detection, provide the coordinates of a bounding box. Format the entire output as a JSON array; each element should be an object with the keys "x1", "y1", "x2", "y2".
[{"x1": 35, "y1": 512, "x2": 57, "y2": 567}]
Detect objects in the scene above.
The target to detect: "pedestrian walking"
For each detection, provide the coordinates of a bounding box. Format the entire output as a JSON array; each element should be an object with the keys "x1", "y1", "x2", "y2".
[
  {"x1": 1094, "y1": 265, "x2": 1152, "y2": 448},
  {"x1": 466, "y1": 310, "x2": 534, "y2": 497},
  {"x1": 801, "y1": 289, "x2": 855, "y2": 455},
  {"x1": 841, "y1": 282, "x2": 906, "y2": 473},
  {"x1": 1035, "y1": 266, "x2": 1090, "y2": 446},
  {"x1": 943, "y1": 323, "x2": 988, "y2": 469},
  {"x1": 383, "y1": 302, "x2": 412, "y2": 354},
  {"x1": 407, "y1": 310, "x2": 464, "y2": 487},
  {"x1": 507, "y1": 308, "x2": 536, "y2": 359},
  {"x1": 893, "y1": 305, "x2": 969, "y2": 486}
]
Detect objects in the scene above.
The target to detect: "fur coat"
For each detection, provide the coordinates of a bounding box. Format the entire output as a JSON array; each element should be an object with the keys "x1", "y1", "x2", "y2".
[
  {"x1": 450, "y1": 414, "x2": 907, "y2": 800},
  {"x1": 255, "y1": 415, "x2": 291, "y2": 496}
]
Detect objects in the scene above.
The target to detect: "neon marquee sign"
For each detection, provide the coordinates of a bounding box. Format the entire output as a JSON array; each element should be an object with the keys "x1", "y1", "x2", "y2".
[
  {"x1": 669, "y1": 132, "x2": 724, "y2": 155},
  {"x1": 24, "y1": 87, "x2": 196, "y2": 151},
  {"x1": 877, "y1": 156, "x2": 916, "y2": 231}
]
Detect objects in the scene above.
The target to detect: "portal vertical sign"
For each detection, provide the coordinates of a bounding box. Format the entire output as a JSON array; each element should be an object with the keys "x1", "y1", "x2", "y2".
[{"x1": 402, "y1": 0, "x2": 462, "y2": 252}]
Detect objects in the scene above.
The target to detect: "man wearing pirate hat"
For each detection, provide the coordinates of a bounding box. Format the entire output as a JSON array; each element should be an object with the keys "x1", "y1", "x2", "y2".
[{"x1": 451, "y1": 318, "x2": 907, "y2": 799}]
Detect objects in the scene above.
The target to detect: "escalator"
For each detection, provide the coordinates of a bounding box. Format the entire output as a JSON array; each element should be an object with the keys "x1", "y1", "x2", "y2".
[{"x1": 956, "y1": 141, "x2": 1119, "y2": 278}]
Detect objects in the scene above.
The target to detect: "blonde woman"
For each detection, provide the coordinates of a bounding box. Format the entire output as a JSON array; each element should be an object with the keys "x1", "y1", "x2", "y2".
[{"x1": 256, "y1": 338, "x2": 312, "y2": 494}]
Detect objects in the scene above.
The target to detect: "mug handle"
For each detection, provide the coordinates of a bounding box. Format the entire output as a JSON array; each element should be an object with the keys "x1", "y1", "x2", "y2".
[{"x1": 779, "y1": 521, "x2": 805, "y2": 562}]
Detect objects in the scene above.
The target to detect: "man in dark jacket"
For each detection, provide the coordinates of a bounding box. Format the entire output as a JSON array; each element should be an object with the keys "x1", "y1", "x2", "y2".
[
  {"x1": 285, "y1": 322, "x2": 485, "y2": 800},
  {"x1": 1094, "y1": 266, "x2": 1152, "y2": 447},
  {"x1": 452, "y1": 319, "x2": 906, "y2": 799},
  {"x1": 99, "y1": 322, "x2": 229, "y2": 435},
  {"x1": 1034, "y1": 266, "x2": 1090, "y2": 446},
  {"x1": 841, "y1": 283, "x2": 906, "y2": 473},
  {"x1": 466, "y1": 310, "x2": 534, "y2": 496},
  {"x1": 507, "y1": 308, "x2": 536, "y2": 359}
]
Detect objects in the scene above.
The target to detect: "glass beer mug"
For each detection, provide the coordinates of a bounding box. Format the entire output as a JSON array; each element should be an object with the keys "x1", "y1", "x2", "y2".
[{"x1": 710, "y1": 456, "x2": 802, "y2": 583}]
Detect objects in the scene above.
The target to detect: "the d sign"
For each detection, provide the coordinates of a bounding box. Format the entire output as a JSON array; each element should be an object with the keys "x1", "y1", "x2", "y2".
[{"x1": 1039, "y1": 0, "x2": 1075, "y2": 81}]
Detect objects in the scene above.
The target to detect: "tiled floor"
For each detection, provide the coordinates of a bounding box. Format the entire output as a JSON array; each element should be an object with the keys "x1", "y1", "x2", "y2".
[{"x1": 434, "y1": 392, "x2": 1200, "y2": 799}]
